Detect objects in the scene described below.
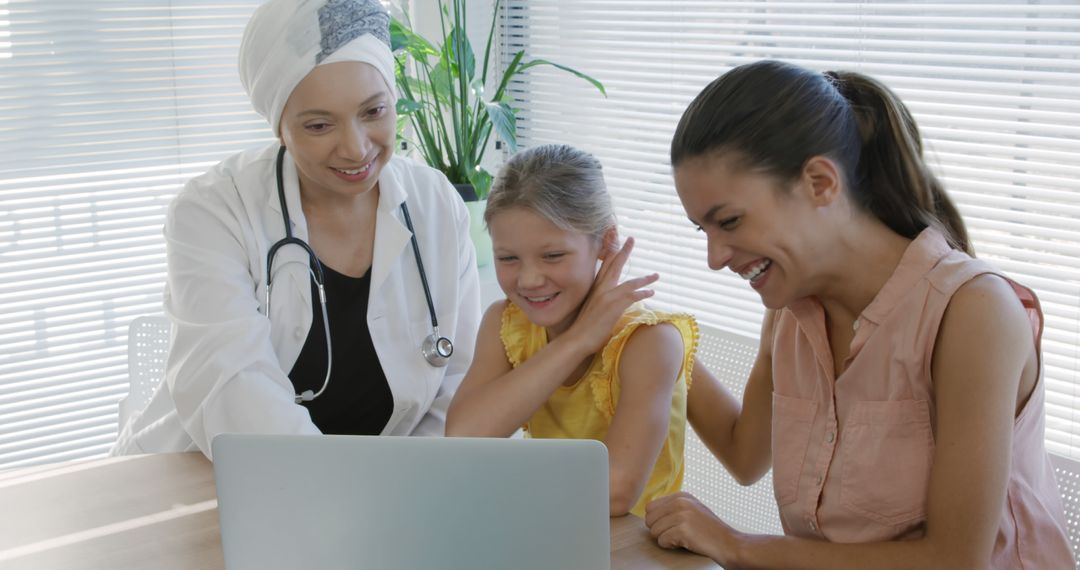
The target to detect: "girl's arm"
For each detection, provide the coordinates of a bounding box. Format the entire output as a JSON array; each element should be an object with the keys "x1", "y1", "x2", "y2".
[
  {"x1": 686, "y1": 310, "x2": 776, "y2": 484},
  {"x1": 605, "y1": 322, "x2": 685, "y2": 515},
  {"x1": 646, "y1": 275, "x2": 1036, "y2": 569},
  {"x1": 446, "y1": 238, "x2": 658, "y2": 437},
  {"x1": 445, "y1": 299, "x2": 593, "y2": 436}
]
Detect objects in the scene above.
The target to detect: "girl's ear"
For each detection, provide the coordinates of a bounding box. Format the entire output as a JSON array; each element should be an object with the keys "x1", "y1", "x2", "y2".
[{"x1": 598, "y1": 227, "x2": 620, "y2": 260}]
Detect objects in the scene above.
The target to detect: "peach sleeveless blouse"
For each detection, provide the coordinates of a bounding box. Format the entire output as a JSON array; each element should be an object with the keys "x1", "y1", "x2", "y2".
[{"x1": 770, "y1": 229, "x2": 1073, "y2": 568}]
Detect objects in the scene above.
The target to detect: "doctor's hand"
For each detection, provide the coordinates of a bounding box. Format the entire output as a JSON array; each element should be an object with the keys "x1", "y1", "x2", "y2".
[
  {"x1": 564, "y1": 236, "x2": 659, "y2": 355},
  {"x1": 645, "y1": 492, "x2": 741, "y2": 565}
]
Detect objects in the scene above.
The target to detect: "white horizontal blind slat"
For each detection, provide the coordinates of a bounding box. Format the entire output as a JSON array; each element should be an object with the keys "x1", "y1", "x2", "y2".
[
  {"x1": 502, "y1": 0, "x2": 1080, "y2": 456},
  {"x1": 0, "y1": 0, "x2": 276, "y2": 468}
]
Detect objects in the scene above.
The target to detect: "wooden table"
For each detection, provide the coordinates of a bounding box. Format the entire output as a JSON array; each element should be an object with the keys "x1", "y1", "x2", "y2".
[{"x1": 0, "y1": 453, "x2": 720, "y2": 569}]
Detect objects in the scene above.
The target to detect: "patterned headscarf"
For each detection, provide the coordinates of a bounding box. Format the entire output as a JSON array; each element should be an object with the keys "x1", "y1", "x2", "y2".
[{"x1": 238, "y1": 0, "x2": 394, "y2": 135}]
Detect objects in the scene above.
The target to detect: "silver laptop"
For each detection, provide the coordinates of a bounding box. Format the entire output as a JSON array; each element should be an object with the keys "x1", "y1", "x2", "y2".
[{"x1": 211, "y1": 434, "x2": 610, "y2": 570}]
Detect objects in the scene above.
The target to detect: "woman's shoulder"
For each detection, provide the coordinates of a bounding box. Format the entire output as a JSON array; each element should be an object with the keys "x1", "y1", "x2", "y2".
[
  {"x1": 176, "y1": 143, "x2": 278, "y2": 207},
  {"x1": 385, "y1": 153, "x2": 446, "y2": 181},
  {"x1": 382, "y1": 156, "x2": 471, "y2": 234},
  {"x1": 385, "y1": 156, "x2": 461, "y2": 203},
  {"x1": 165, "y1": 143, "x2": 279, "y2": 237}
]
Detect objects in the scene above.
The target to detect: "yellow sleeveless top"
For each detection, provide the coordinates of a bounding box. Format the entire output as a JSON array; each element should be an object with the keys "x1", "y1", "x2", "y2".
[{"x1": 500, "y1": 302, "x2": 698, "y2": 517}]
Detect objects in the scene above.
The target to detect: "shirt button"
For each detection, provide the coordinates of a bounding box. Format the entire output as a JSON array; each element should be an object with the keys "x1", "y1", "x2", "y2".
[
  {"x1": 816, "y1": 475, "x2": 823, "y2": 486},
  {"x1": 809, "y1": 519, "x2": 817, "y2": 532},
  {"x1": 294, "y1": 326, "x2": 305, "y2": 339},
  {"x1": 826, "y1": 432, "x2": 835, "y2": 443},
  {"x1": 852, "y1": 320, "x2": 861, "y2": 331}
]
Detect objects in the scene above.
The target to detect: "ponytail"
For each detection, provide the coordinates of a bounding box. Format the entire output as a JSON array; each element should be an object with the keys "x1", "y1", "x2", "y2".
[
  {"x1": 826, "y1": 71, "x2": 972, "y2": 255},
  {"x1": 672, "y1": 60, "x2": 972, "y2": 256}
]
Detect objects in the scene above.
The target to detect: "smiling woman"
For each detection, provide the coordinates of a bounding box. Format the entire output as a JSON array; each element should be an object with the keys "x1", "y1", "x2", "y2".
[
  {"x1": 111, "y1": 0, "x2": 481, "y2": 459},
  {"x1": 277, "y1": 61, "x2": 395, "y2": 279},
  {"x1": 644, "y1": 59, "x2": 1074, "y2": 570}
]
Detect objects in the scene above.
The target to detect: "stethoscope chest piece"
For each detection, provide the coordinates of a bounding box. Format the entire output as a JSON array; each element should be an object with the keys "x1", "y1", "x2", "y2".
[{"x1": 421, "y1": 327, "x2": 453, "y2": 367}]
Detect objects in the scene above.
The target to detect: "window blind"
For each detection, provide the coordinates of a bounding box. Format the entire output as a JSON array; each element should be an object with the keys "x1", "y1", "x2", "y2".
[
  {"x1": 0, "y1": 0, "x2": 274, "y2": 469},
  {"x1": 0, "y1": 0, "x2": 407, "y2": 469},
  {"x1": 501, "y1": 1, "x2": 1080, "y2": 456}
]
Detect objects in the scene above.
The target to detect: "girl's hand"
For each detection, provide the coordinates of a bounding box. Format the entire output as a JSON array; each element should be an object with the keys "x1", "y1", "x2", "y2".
[
  {"x1": 565, "y1": 237, "x2": 659, "y2": 354},
  {"x1": 644, "y1": 492, "x2": 741, "y2": 564}
]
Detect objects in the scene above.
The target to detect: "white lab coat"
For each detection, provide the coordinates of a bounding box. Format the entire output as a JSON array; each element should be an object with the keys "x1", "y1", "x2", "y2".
[{"x1": 113, "y1": 143, "x2": 481, "y2": 458}]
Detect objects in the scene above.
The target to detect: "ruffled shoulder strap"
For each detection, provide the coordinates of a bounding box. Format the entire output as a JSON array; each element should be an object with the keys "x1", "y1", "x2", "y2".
[
  {"x1": 589, "y1": 304, "x2": 699, "y2": 417},
  {"x1": 499, "y1": 302, "x2": 548, "y2": 367}
]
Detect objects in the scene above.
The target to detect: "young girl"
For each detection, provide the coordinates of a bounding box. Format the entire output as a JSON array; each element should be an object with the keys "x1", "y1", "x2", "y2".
[
  {"x1": 645, "y1": 60, "x2": 1073, "y2": 569},
  {"x1": 445, "y1": 144, "x2": 697, "y2": 517}
]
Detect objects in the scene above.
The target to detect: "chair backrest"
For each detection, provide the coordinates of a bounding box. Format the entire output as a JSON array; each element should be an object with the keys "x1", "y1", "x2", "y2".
[
  {"x1": 682, "y1": 324, "x2": 784, "y2": 535},
  {"x1": 1051, "y1": 452, "x2": 1080, "y2": 567},
  {"x1": 118, "y1": 315, "x2": 171, "y2": 428}
]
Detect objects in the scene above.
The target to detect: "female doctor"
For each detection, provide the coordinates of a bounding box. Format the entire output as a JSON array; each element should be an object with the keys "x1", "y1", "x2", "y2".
[{"x1": 113, "y1": 0, "x2": 480, "y2": 458}]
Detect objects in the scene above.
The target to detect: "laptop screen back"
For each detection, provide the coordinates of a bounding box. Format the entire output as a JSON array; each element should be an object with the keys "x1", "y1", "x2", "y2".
[{"x1": 212, "y1": 434, "x2": 610, "y2": 570}]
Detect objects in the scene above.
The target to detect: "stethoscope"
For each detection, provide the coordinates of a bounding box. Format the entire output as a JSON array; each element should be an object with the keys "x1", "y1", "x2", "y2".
[{"x1": 264, "y1": 146, "x2": 453, "y2": 404}]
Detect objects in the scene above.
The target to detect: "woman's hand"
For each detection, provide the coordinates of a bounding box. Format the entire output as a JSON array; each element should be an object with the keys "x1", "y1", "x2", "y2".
[
  {"x1": 565, "y1": 236, "x2": 659, "y2": 353},
  {"x1": 644, "y1": 492, "x2": 741, "y2": 564}
]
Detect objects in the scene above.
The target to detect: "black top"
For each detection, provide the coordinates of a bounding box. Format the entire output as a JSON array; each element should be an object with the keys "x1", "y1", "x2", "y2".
[{"x1": 288, "y1": 262, "x2": 394, "y2": 435}]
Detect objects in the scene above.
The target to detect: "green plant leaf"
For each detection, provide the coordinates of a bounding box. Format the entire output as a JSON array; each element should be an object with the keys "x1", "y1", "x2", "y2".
[
  {"x1": 390, "y1": 18, "x2": 437, "y2": 59},
  {"x1": 483, "y1": 100, "x2": 517, "y2": 153},
  {"x1": 396, "y1": 98, "x2": 423, "y2": 115},
  {"x1": 390, "y1": 1, "x2": 605, "y2": 197},
  {"x1": 470, "y1": 77, "x2": 485, "y2": 98},
  {"x1": 480, "y1": 0, "x2": 501, "y2": 84},
  {"x1": 395, "y1": 114, "x2": 411, "y2": 141},
  {"x1": 389, "y1": 18, "x2": 409, "y2": 52},
  {"x1": 519, "y1": 59, "x2": 608, "y2": 97},
  {"x1": 447, "y1": 27, "x2": 475, "y2": 83},
  {"x1": 490, "y1": 50, "x2": 525, "y2": 102},
  {"x1": 400, "y1": 74, "x2": 443, "y2": 107},
  {"x1": 468, "y1": 167, "x2": 494, "y2": 200},
  {"x1": 428, "y1": 65, "x2": 454, "y2": 106}
]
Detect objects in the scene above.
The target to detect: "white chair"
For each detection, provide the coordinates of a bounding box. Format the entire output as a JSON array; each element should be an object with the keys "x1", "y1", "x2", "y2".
[
  {"x1": 683, "y1": 324, "x2": 784, "y2": 535},
  {"x1": 117, "y1": 315, "x2": 171, "y2": 429},
  {"x1": 1051, "y1": 452, "x2": 1080, "y2": 567}
]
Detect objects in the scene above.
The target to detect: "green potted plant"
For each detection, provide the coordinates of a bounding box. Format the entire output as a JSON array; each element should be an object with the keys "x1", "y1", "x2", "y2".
[{"x1": 390, "y1": 0, "x2": 605, "y2": 265}]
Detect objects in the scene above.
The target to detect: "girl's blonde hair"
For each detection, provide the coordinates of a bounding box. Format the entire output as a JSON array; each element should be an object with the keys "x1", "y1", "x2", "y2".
[{"x1": 485, "y1": 144, "x2": 616, "y2": 239}]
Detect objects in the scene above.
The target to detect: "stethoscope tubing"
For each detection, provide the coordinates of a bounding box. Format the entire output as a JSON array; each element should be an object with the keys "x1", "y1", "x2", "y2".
[{"x1": 264, "y1": 146, "x2": 451, "y2": 404}]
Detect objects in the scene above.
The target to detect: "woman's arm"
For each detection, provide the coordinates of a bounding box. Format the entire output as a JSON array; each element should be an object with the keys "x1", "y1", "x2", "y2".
[
  {"x1": 686, "y1": 310, "x2": 775, "y2": 484},
  {"x1": 647, "y1": 275, "x2": 1034, "y2": 569},
  {"x1": 165, "y1": 174, "x2": 320, "y2": 458},
  {"x1": 445, "y1": 238, "x2": 658, "y2": 437},
  {"x1": 604, "y1": 323, "x2": 685, "y2": 515}
]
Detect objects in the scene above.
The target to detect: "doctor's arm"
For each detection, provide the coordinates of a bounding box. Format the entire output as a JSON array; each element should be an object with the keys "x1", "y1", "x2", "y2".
[
  {"x1": 411, "y1": 187, "x2": 481, "y2": 436},
  {"x1": 646, "y1": 275, "x2": 1030, "y2": 569},
  {"x1": 164, "y1": 181, "x2": 319, "y2": 459}
]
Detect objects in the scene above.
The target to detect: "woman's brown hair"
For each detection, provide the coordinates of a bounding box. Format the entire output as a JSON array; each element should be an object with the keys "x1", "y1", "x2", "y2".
[{"x1": 671, "y1": 60, "x2": 971, "y2": 255}]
